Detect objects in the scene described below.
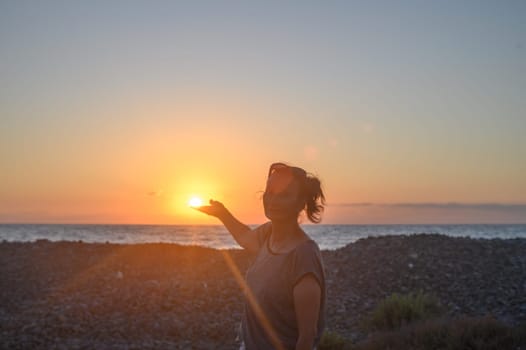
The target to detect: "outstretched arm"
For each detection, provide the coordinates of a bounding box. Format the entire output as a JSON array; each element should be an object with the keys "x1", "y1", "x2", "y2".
[{"x1": 197, "y1": 199, "x2": 261, "y2": 253}]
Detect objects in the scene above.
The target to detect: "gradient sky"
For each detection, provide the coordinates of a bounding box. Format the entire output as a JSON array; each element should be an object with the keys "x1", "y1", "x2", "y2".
[{"x1": 1, "y1": 1, "x2": 525, "y2": 224}]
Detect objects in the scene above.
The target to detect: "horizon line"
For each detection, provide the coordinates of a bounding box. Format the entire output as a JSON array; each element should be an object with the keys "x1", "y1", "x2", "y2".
[{"x1": 1, "y1": 221, "x2": 525, "y2": 226}]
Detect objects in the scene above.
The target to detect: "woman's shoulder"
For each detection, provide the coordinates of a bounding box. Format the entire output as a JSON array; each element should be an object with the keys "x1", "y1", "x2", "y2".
[
  {"x1": 254, "y1": 221, "x2": 273, "y2": 247},
  {"x1": 255, "y1": 221, "x2": 272, "y2": 234},
  {"x1": 293, "y1": 236, "x2": 321, "y2": 255}
]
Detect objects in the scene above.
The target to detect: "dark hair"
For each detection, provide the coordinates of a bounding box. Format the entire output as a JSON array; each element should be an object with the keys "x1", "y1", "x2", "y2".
[
  {"x1": 265, "y1": 162, "x2": 326, "y2": 223},
  {"x1": 300, "y1": 173, "x2": 325, "y2": 223}
]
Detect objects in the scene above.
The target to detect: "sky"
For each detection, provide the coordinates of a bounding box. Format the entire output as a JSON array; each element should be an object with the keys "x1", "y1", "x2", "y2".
[{"x1": 1, "y1": 1, "x2": 525, "y2": 224}]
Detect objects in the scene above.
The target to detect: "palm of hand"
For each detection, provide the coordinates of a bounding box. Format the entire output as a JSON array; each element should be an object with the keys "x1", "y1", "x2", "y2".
[{"x1": 195, "y1": 200, "x2": 225, "y2": 217}]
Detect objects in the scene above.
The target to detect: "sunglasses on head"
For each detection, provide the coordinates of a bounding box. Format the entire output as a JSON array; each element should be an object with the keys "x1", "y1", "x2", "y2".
[{"x1": 267, "y1": 162, "x2": 307, "y2": 179}]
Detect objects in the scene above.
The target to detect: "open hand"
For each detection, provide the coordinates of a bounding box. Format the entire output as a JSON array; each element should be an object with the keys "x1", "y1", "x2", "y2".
[{"x1": 194, "y1": 199, "x2": 227, "y2": 218}]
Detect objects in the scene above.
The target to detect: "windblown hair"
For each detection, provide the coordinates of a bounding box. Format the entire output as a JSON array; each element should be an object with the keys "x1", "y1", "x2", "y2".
[{"x1": 300, "y1": 174, "x2": 326, "y2": 223}]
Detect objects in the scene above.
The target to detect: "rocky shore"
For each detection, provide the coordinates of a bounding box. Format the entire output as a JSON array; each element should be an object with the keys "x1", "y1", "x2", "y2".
[{"x1": 1, "y1": 234, "x2": 525, "y2": 349}]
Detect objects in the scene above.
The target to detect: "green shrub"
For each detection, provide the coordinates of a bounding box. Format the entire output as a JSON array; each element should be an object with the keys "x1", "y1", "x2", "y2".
[
  {"x1": 367, "y1": 290, "x2": 444, "y2": 331},
  {"x1": 449, "y1": 316, "x2": 517, "y2": 349},
  {"x1": 356, "y1": 318, "x2": 449, "y2": 350},
  {"x1": 318, "y1": 330, "x2": 351, "y2": 350},
  {"x1": 355, "y1": 315, "x2": 522, "y2": 350}
]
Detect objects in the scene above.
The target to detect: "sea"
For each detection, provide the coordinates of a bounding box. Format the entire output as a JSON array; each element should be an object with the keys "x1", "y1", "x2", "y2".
[{"x1": 1, "y1": 224, "x2": 525, "y2": 250}]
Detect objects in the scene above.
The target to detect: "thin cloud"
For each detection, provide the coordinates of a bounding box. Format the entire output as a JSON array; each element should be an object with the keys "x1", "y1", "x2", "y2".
[
  {"x1": 147, "y1": 190, "x2": 165, "y2": 197},
  {"x1": 335, "y1": 202, "x2": 374, "y2": 207},
  {"x1": 331, "y1": 202, "x2": 526, "y2": 212},
  {"x1": 326, "y1": 202, "x2": 526, "y2": 224}
]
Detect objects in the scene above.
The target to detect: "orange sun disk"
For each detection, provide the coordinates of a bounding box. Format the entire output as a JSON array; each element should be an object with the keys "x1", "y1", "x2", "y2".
[{"x1": 188, "y1": 197, "x2": 204, "y2": 208}]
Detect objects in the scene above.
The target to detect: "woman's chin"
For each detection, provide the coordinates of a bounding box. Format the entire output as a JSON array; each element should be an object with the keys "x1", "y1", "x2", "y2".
[{"x1": 265, "y1": 210, "x2": 297, "y2": 222}]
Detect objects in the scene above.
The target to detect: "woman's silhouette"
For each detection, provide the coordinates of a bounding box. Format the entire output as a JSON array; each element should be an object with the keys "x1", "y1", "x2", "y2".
[{"x1": 197, "y1": 162, "x2": 326, "y2": 350}]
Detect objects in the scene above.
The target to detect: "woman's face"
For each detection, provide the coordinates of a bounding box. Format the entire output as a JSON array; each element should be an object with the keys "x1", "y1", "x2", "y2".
[{"x1": 263, "y1": 171, "x2": 304, "y2": 221}]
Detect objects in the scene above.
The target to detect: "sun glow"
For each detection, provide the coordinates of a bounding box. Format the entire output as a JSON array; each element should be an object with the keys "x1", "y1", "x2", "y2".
[{"x1": 188, "y1": 196, "x2": 204, "y2": 208}]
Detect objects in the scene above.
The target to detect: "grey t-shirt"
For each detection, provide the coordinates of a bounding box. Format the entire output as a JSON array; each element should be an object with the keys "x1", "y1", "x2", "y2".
[{"x1": 241, "y1": 222, "x2": 326, "y2": 349}]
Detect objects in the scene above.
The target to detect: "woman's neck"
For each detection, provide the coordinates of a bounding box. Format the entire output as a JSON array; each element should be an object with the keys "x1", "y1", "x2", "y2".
[{"x1": 270, "y1": 219, "x2": 302, "y2": 243}]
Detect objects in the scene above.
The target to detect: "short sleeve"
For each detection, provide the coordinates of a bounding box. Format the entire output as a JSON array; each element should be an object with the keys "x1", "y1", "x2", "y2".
[
  {"x1": 253, "y1": 221, "x2": 272, "y2": 248},
  {"x1": 291, "y1": 241, "x2": 325, "y2": 290}
]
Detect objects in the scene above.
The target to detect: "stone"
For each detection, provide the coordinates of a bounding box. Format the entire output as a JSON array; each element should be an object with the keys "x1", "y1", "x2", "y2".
[{"x1": 1, "y1": 235, "x2": 524, "y2": 347}]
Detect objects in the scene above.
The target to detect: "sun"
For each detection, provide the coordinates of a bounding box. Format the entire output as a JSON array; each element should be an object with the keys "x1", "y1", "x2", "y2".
[{"x1": 188, "y1": 196, "x2": 204, "y2": 208}]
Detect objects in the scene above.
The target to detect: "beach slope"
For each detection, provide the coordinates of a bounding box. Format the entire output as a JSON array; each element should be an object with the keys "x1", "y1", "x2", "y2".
[{"x1": 1, "y1": 234, "x2": 525, "y2": 348}]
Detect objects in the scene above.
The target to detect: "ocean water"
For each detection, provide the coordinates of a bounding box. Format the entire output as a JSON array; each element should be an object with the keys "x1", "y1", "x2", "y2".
[{"x1": 1, "y1": 224, "x2": 525, "y2": 250}]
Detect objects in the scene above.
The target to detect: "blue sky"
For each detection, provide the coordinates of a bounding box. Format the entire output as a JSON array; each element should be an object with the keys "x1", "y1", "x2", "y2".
[{"x1": 1, "y1": 1, "x2": 525, "y2": 224}]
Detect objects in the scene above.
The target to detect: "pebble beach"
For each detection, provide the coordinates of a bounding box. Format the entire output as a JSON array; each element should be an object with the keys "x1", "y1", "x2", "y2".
[{"x1": 1, "y1": 234, "x2": 525, "y2": 349}]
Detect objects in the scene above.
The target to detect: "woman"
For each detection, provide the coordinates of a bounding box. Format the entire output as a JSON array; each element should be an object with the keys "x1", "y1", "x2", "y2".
[{"x1": 197, "y1": 162, "x2": 326, "y2": 350}]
